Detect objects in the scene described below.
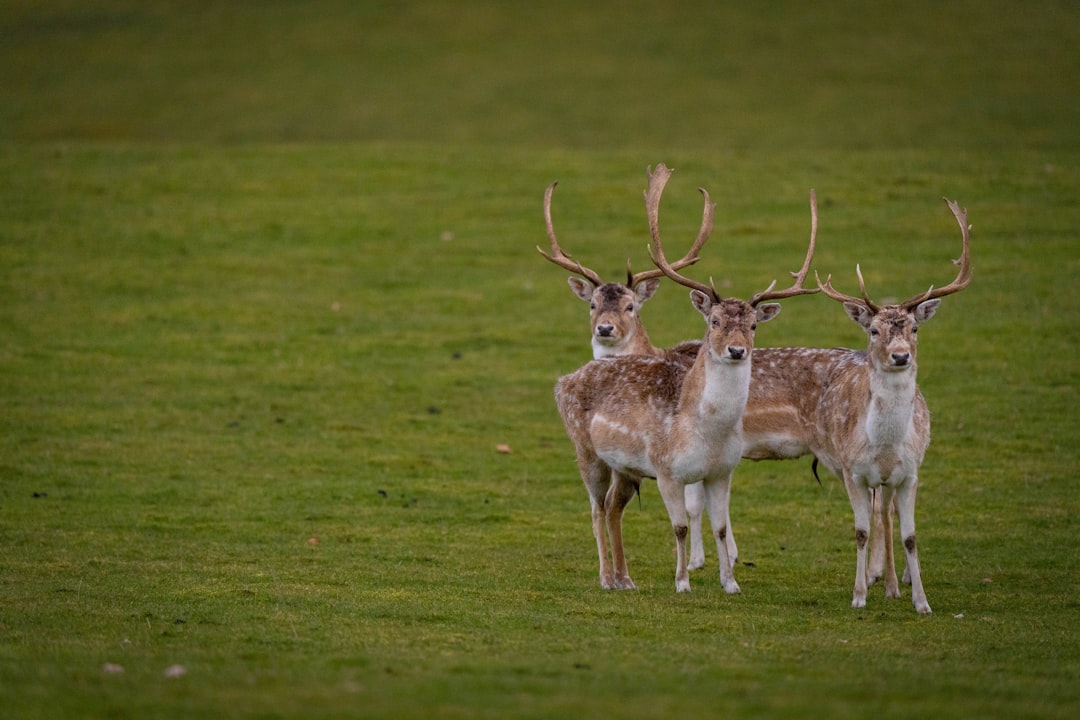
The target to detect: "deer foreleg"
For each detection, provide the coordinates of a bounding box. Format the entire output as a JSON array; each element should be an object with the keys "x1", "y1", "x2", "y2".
[
  {"x1": 657, "y1": 475, "x2": 691, "y2": 592},
  {"x1": 895, "y1": 479, "x2": 931, "y2": 614},
  {"x1": 846, "y1": 475, "x2": 873, "y2": 609},
  {"x1": 685, "y1": 481, "x2": 706, "y2": 570},
  {"x1": 605, "y1": 473, "x2": 640, "y2": 590},
  {"x1": 704, "y1": 473, "x2": 741, "y2": 595}
]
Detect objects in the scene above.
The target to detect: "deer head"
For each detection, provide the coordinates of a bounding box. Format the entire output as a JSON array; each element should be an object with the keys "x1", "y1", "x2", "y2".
[
  {"x1": 816, "y1": 198, "x2": 972, "y2": 373},
  {"x1": 645, "y1": 164, "x2": 820, "y2": 363},
  {"x1": 537, "y1": 178, "x2": 710, "y2": 357}
]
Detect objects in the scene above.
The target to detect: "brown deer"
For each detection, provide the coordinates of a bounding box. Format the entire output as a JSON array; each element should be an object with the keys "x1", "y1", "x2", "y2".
[
  {"x1": 807, "y1": 198, "x2": 973, "y2": 613},
  {"x1": 536, "y1": 178, "x2": 708, "y2": 361},
  {"x1": 554, "y1": 164, "x2": 818, "y2": 592},
  {"x1": 538, "y1": 172, "x2": 712, "y2": 570}
]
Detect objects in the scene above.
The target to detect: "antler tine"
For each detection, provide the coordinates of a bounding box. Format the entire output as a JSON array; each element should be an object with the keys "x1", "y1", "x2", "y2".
[
  {"x1": 899, "y1": 197, "x2": 973, "y2": 310},
  {"x1": 644, "y1": 164, "x2": 720, "y2": 301},
  {"x1": 749, "y1": 189, "x2": 824, "y2": 306},
  {"x1": 535, "y1": 181, "x2": 604, "y2": 287},
  {"x1": 814, "y1": 264, "x2": 880, "y2": 312}
]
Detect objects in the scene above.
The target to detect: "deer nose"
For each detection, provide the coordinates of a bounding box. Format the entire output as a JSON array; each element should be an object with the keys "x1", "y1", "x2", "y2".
[
  {"x1": 596, "y1": 324, "x2": 615, "y2": 337},
  {"x1": 727, "y1": 346, "x2": 746, "y2": 361},
  {"x1": 891, "y1": 352, "x2": 910, "y2": 366}
]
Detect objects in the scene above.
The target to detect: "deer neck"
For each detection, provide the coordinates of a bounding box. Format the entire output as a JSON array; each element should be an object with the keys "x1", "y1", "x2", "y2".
[
  {"x1": 865, "y1": 362, "x2": 918, "y2": 447},
  {"x1": 682, "y1": 348, "x2": 752, "y2": 433}
]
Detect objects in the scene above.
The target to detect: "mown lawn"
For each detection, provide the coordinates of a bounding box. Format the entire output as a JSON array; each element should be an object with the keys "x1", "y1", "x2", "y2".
[{"x1": 1, "y1": 3, "x2": 1078, "y2": 719}]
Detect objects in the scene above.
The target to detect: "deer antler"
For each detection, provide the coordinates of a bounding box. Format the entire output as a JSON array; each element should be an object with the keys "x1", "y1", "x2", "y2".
[
  {"x1": 748, "y1": 189, "x2": 822, "y2": 307},
  {"x1": 898, "y1": 198, "x2": 973, "y2": 311},
  {"x1": 535, "y1": 181, "x2": 604, "y2": 287},
  {"x1": 817, "y1": 197, "x2": 973, "y2": 313},
  {"x1": 644, "y1": 163, "x2": 722, "y2": 301},
  {"x1": 816, "y1": 264, "x2": 881, "y2": 313}
]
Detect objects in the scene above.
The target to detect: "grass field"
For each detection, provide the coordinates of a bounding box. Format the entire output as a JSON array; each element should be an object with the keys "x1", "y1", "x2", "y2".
[{"x1": 2, "y1": 2, "x2": 1078, "y2": 719}]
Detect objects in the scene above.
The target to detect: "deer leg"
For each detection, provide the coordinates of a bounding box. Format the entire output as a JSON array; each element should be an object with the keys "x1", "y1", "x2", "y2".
[
  {"x1": 895, "y1": 478, "x2": 931, "y2": 614},
  {"x1": 685, "y1": 481, "x2": 706, "y2": 571},
  {"x1": 656, "y1": 474, "x2": 691, "y2": 592},
  {"x1": 868, "y1": 487, "x2": 886, "y2": 585},
  {"x1": 898, "y1": 494, "x2": 911, "y2": 585},
  {"x1": 580, "y1": 458, "x2": 616, "y2": 589},
  {"x1": 605, "y1": 473, "x2": 640, "y2": 590},
  {"x1": 879, "y1": 485, "x2": 900, "y2": 599},
  {"x1": 725, "y1": 486, "x2": 739, "y2": 567},
  {"x1": 703, "y1": 472, "x2": 741, "y2": 595},
  {"x1": 845, "y1": 474, "x2": 872, "y2": 609}
]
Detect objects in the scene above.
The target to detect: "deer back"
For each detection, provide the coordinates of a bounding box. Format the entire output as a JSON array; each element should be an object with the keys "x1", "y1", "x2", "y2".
[{"x1": 741, "y1": 347, "x2": 852, "y2": 461}]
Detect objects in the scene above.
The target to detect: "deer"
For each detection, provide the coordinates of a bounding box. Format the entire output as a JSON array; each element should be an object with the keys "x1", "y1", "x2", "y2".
[
  {"x1": 553, "y1": 163, "x2": 819, "y2": 593},
  {"x1": 804, "y1": 198, "x2": 973, "y2": 613},
  {"x1": 537, "y1": 173, "x2": 712, "y2": 569},
  {"x1": 536, "y1": 178, "x2": 708, "y2": 362}
]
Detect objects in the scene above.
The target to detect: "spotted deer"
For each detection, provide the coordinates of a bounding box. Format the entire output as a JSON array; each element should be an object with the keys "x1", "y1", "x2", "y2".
[
  {"x1": 806, "y1": 198, "x2": 973, "y2": 613},
  {"x1": 536, "y1": 178, "x2": 708, "y2": 361},
  {"x1": 554, "y1": 163, "x2": 818, "y2": 592},
  {"x1": 538, "y1": 172, "x2": 711, "y2": 569}
]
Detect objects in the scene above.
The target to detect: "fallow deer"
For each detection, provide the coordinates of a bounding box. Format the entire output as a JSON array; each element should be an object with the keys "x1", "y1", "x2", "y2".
[
  {"x1": 537, "y1": 179, "x2": 708, "y2": 362},
  {"x1": 807, "y1": 198, "x2": 973, "y2": 613},
  {"x1": 554, "y1": 164, "x2": 818, "y2": 592},
  {"x1": 538, "y1": 173, "x2": 712, "y2": 569}
]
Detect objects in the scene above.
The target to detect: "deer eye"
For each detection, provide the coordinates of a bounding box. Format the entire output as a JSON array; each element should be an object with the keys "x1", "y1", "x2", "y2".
[
  {"x1": 912, "y1": 326, "x2": 919, "y2": 334},
  {"x1": 750, "y1": 323, "x2": 757, "y2": 331},
  {"x1": 625, "y1": 304, "x2": 634, "y2": 313},
  {"x1": 869, "y1": 328, "x2": 880, "y2": 337},
  {"x1": 590, "y1": 303, "x2": 597, "y2": 310}
]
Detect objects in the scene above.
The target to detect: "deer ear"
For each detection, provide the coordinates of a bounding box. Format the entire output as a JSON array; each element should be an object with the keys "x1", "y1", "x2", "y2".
[
  {"x1": 634, "y1": 277, "x2": 660, "y2": 304},
  {"x1": 913, "y1": 298, "x2": 941, "y2": 324},
  {"x1": 690, "y1": 289, "x2": 713, "y2": 317},
  {"x1": 567, "y1": 277, "x2": 594, "y2": 303},
  {"x1": 843, "y1": 302, "x2": 874, "y2": 330},
  {"x1": 755, "y1": 303, "x2": 781, "y2": 324}
]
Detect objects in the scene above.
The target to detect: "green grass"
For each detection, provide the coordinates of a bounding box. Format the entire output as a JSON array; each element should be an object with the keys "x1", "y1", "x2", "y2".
[{"x1": 1, "y1": 2, "x2": 1079, "y2": 719}]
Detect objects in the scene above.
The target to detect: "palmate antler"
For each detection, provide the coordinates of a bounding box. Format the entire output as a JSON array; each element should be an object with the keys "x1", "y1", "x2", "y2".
[
  {"x1": 645, "y1": 163, "x2": 720, "y2": 300},
  {"x1": 748, "y1": 189, "x2": 821, "y2": 306},
  {"x1": 536, "y1": 181, "x2": 604, "y2": 287},
  {"x1": 898, "y1": 198, "x2": 973, "y2": 310},
  {"x1": 647, "y1": 164, "x2": 819, "y2": 307},
  {"x1": 537, "y1": 175, "x2": 710, "y2": 289},
  {"x1": 816, "y1": 197, "x2": 973, "y2": 311}
]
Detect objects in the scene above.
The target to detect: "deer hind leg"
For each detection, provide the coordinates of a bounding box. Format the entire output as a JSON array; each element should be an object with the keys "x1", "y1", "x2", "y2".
[
  {"x1": 878, "y1": 485, "x2": 901, "y2": 599},
  {"x1": 685, "y1": 481, "x2": 706, "y2": 571},
  {"x1": 579, "y1": 456, "x2": 616, "y2": 589},
  {"x1": 898, "y1": 493, "x2": 912, "y2": 585},
  {"x1": 895, "y1": 478, "x2": 931, "y2": 614},
  {"x1": 868, "y1": 487, "x2": 886, "y2": 585},
  {"x1": 703, "y1": 472, "x2": 741, "y2": 595},
  {"x1": 845, "y1": 474, "x2": 873, "y2": 609},
  {"x1": 605, "y1": 472, "x2": 640, "y2": 590},
  {"x1": 656, "y1": 474, "x2": 691, "y2": 592}
]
